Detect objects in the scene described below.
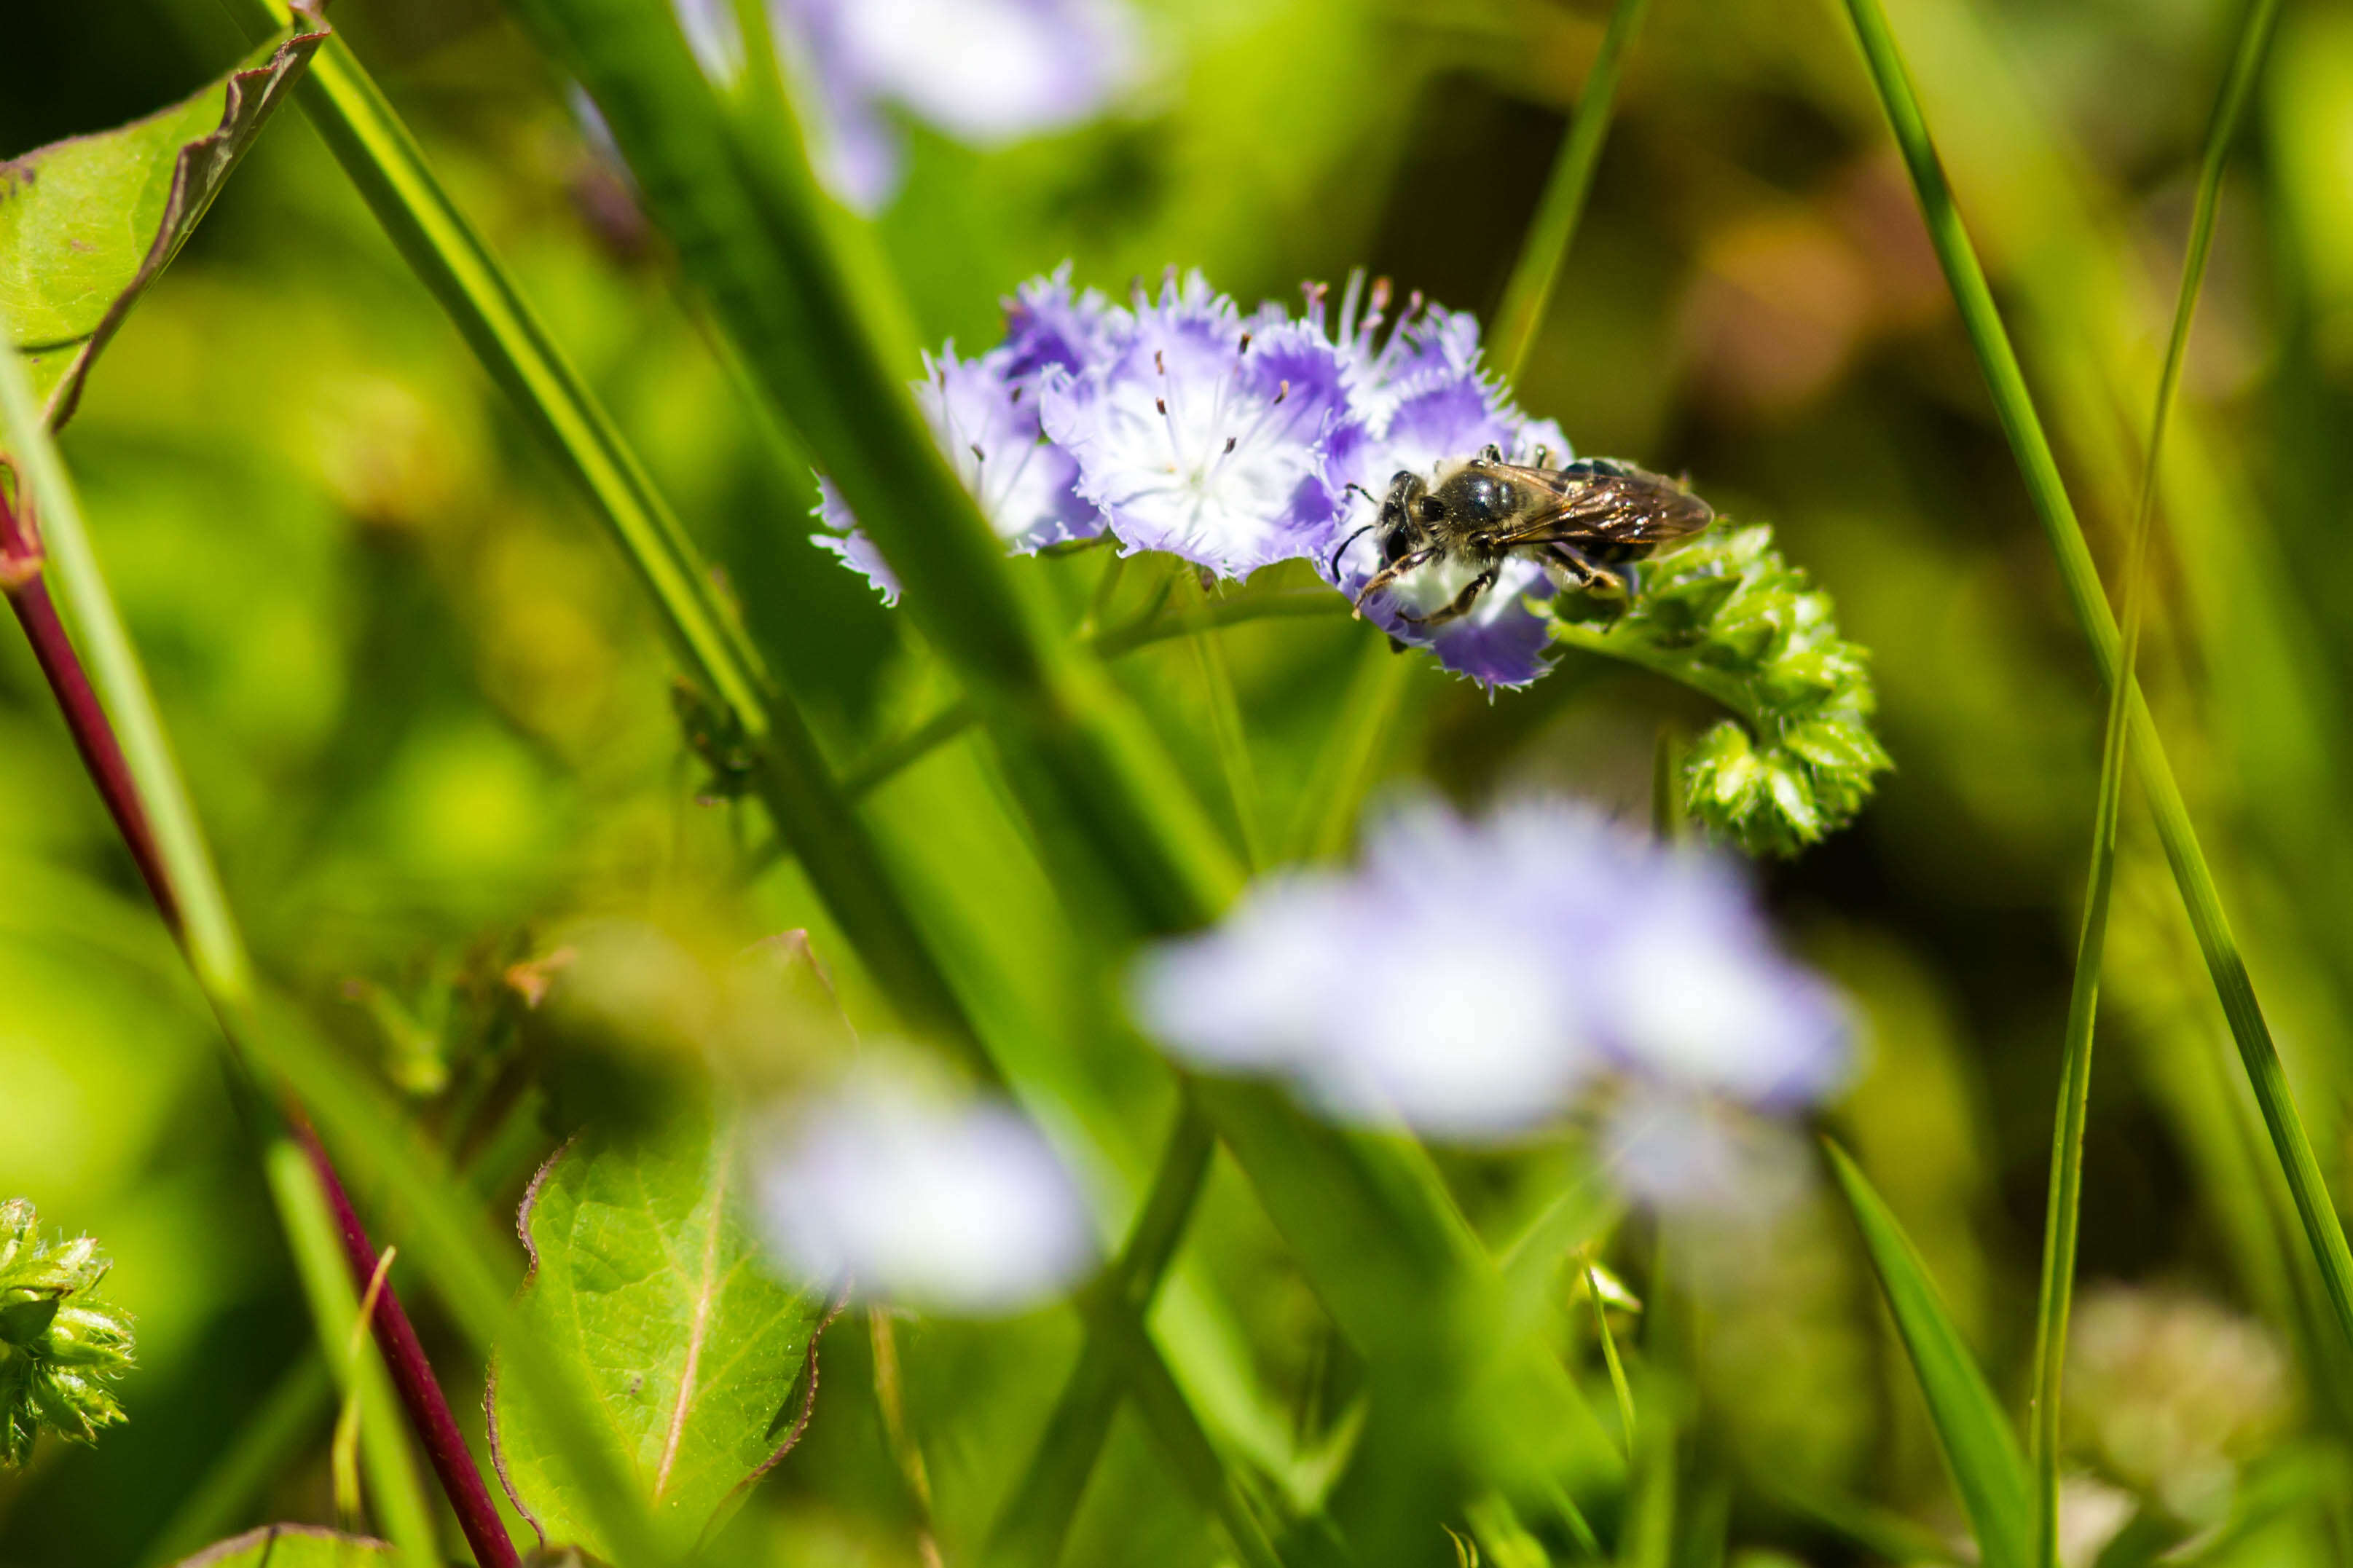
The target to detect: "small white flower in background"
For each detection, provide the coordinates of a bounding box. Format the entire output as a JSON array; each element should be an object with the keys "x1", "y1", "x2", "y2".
[
  {"x1": 755, "y1": 1068, "x2": 1098, "y2": 1314},
  {"x1": 1132, "y1": 795, "x2": 1853, "y2": 1205},
  {"x1": 675, "y1": 0, "x2": 1142, "y2": 210}
]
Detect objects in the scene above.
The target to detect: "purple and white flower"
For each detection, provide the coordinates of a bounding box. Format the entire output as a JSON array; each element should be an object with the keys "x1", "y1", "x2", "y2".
[
  {"x1": 1042, "y1": 272, "x2": 1353, "y2": 578},
  {"x1": 814, "y1": 339, "x2": 1104, "y2": 603},
  {"x1": 675, "y1": 0, "x2": 1142, "y2": 210},
  {"x1": 1131, "y1": 795, "x2": 1852, "y2": 1202},
  {"x1": 1310, "y1": 280, "x2": 1571, "y2": 689},
  {"x1": 755, "y1": 1067, "x2": 1098, "y2": 1314},
  {"x1": 810, "y1": 264, "x2": 1634, "y2": 690}
]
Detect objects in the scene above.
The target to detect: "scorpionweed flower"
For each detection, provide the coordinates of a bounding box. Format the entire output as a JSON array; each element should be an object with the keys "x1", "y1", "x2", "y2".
[
  {"x1": 1043, "y1": 272, "x2": 1351, "y2": 576},
  {"x1": 1306, "y1": 276, "x2": 1571, "y2": 688},
  {"x1": 674, "y1": 0, "x2": 1141, "y2": 209},
  {"x1": 1131, "y1": 796, "x2": 1851, "y2": 1200},
  {"x1": 814, "y1": 264, "x2": 1598, "y2": 689},
  {"x1": 755, "y1": 1067, "x2": 1097, "y2": 1314},
  {"x1": 813, "y1": 338, "x2": 1101, "y2": 602}
]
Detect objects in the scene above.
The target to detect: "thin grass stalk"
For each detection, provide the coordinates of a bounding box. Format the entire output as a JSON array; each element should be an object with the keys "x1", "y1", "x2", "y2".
[
  {"x1": 1182, "y1": 578, "x2": 1269, "y2": 870},
  {"x1": 0, "y1": 336, "x2": 667, "y2": 1568},
  {"x1": 2027, "y1": 9, "x2": 2282, "y2": 1565},
  {"x1": 210, "y1": 8, "x2": 1296, "y2": 1559},
  {"x1": 215, "y1": 0, "x2": 1002, "y2": 1087},
  {"x1": 1489, "y1": 0, "x2": 1652, "y2": 382},
  {"x1": 1585, "y1": 1256, "x2": 1638, "y2": 1462},
  {"x1": 2, "y1": 348, "x2": 488, "y2": 1566},
  {"x1": 991, "y1": 1103, "x2": 1222, "y2": 1566},
  {"x1": 267, "y1": 1147, "x2": 440, "y2": 1565},
  {"x1": 1834, "y1": 0, "x2": 2353, "y2": 1356}
]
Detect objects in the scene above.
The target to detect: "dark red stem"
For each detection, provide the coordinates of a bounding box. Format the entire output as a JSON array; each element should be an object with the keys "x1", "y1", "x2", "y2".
[
  {"x1": 294, "y1": 1116, "x2": 521, "y2": 1568},
  {"x1": 1, "y1": 485, "x2": 519, "y2": 1568},
  {"x1": 4, "y1": 574, "x2": 179, "y2": 929}
]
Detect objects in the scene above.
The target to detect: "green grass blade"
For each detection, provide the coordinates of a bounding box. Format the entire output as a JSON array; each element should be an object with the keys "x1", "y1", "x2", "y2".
[
  {"x1": 1834, "y1": 0, "x2": 2353, "y2": 1361},
  {"x1": 214, "y1": 0, "x2": 1000, "y2": 1081},
  {"x1": 0, "y1": 328, "x2": 677, "y2": 1568},
  {"x1": 1584, "y1": 1257, "x2": 1637, "y2": 1462},
  {"x1": 515, "y1": 7, "x2": 1624, "y2": 1559},
  {"x1": 1489, "y1": 0, "x2": 1653, "y2": 382},
  {"x1": 264, "y1": 1143, "x2": 441, "y2": 1566},
  {"x1": 2026, "y1": 6, "x2": 2282, "y2": 1567},
  {"x1": 1825, "y1": 1140, "x2": 2032, "y2": 1568}
]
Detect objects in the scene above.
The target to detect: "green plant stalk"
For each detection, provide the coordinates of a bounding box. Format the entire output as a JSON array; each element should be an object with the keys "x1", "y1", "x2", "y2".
[
  {"x1": 1585, "y1": 1258, "x2": 1638, "y2": 1462},
  {"x1": 1489, "y1": 0, "x2": 1652, "y2": 382},
  {"x1": 1826, "y1": 1141, "x2": 2033, "y2": 1568},
  {"x1": 215, "y1": 0, "x2": 1000, "y2": 1087},
  {"x1": 266, "y1": 1143, "x2": 441, "y2": 1566},
  {"x1": 1836, "y1": 0, "x2": 2353, "y2": 1355},
  {"x1": 2026, "y1": 9, "x2": 2282, "y2": 1567},
  {"x1": 514, "y1": 7, "x2": 1622, "y2": 1560},
  {"x1": 0, "y1": 336, "x2": 674, "y2": 1568},
  {"x1": 203, "y1": 7, "x2": 1294, "y2": 1559},
  {"x1": 992, "y1": 1102, "x2": 1222, "y2": 1566},
  {"x1": 1183, "y1": 578, "x2": 1270, "y2": 871}
]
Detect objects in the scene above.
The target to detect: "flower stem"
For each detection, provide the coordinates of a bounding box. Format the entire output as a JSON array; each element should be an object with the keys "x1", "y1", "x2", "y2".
[
  {"x1": 1, "y1": 495, "x2": 176, "y2": 927},
  {"x1": 2027, "y1": 7, "x2": 2282, "y2": 1568},
  {"x1": 1490, "y1": 0, "x2": 1654, "y2": 382},
  {"x1": 1840, "y1": 0, "x2": 2353, "y2": 1366},
  {"x1": 1, "y1": 347, "x2": 524, "y2": 1568}
]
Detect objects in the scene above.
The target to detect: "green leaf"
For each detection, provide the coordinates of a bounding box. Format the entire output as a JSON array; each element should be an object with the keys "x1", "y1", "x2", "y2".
[
  {"x1": 488, "y1": 1103, "x2": 831, "y2": 1559},
  {"x1": 0, "y1": 9, "x2": 326, "y2": 433},
  {"x1": 1823, "y1": 1141, "x2": 2031, "y2": 1568},
  {"x1": 170, "y1": 1524, "x2": 392, "y2": 1567}
]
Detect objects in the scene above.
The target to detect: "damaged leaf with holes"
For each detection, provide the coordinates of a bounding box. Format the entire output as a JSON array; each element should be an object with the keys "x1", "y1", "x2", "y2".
[{"x1": 487, "y1": 1101, "x2": 832, "y2": 1557}]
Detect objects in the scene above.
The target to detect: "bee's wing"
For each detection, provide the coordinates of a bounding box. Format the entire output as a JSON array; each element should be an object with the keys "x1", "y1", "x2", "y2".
[{"x1": 1482, "y1": 462, "x2": 1714, "y2": 548}]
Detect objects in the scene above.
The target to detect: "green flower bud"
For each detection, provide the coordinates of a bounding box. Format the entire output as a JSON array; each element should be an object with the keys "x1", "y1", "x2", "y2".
[{"x1": 0, "y1": 1200, "x2": 135, "y2": 1467}]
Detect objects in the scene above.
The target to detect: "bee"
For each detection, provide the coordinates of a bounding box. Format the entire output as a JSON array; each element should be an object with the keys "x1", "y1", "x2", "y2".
[{"x1": 1331, "y1": 445, "x2": 1714, "y2": 628}]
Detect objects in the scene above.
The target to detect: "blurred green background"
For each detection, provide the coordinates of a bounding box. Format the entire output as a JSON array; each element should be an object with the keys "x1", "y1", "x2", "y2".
[{"x1": 5, "y1": 0, "x2": 2352, "y2": 1562}]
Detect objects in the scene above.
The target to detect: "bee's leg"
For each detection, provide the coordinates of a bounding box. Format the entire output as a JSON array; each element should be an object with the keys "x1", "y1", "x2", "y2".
[
  {"x1": 1350, "y1": 545, "x2": 1444, "y2": 617},
  {"x1": 1394, "y1": 567, "x2": 1499, "y2": 629},
  {"x1": 1479, "y1": 442, "x2": 1504, "y2": 464},
  {"x1": 1543, "y1": 543, "x2": 1628, "y2": 599}
]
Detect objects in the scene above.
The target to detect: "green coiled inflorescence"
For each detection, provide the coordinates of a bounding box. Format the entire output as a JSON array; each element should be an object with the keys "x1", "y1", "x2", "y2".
[
  {"x1": 1, "y1": 1198, "x2": 135, "y2": 1465},
  {"x1": 1549, "y1": 521, "x2": 1891, "y2": 856}
]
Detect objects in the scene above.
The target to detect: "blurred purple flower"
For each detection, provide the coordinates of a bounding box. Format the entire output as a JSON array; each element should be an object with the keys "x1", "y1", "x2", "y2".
[
  {"x1": 675, "y1": 0, "x2": 1141, "y2": 210},
  {"x1": 1131, "y1": 796, "x2": 1852, "y2": 1194},
  {"x1": 1042, "y1": 271, "x2": 1353, "y2": 578},
  {"x1": 755, "y1": 1068, "x2": 1098, "y2": 1314}
]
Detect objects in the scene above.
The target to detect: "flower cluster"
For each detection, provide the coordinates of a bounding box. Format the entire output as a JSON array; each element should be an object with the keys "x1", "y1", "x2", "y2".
[
  {"x1": 755, "y1": 1065, "x2": 1098, "y2": 1315},
  {"x1": 816, "y1": 267, "x2": 1580, "y2": 688},
  {"x1": 1549, "y1": 524, "x2": 1891, "y2": 856},
  {"x1": 0, "y1": 1199, "x2": 135, "y2": 1466},
  {"x1": 674, "y1": 0, "x2": 1141, "y2": 210},
  {"x1": 1130, "y1": 796, "x2": 1852, "y2": 1207}
]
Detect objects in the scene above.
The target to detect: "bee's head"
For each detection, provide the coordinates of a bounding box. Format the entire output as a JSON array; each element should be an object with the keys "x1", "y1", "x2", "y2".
[{"x1": 1375, "y1": 470, "x2": 1429, "y2": 564}]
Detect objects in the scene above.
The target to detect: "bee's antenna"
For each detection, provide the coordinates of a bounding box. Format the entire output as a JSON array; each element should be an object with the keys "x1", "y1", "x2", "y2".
[
  {"x1": 1342, "y1": 481, "x2": 1381, "y2": 505},
  {"x1": 1328, "y1": 521, "x2": 1378, "y2": 578}
]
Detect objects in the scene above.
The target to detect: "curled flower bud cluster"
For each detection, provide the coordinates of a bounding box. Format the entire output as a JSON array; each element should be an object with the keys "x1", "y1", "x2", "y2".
[
  {"x1": 815, "y1": 266, "x2": 1581, "y2": 689},
  {"x1": 0, "y1": 1199, "x2": 135, "y2": 1466},
  {"x1": 1131, "y1": 797, "x2": 1852, "y2": 1207}
]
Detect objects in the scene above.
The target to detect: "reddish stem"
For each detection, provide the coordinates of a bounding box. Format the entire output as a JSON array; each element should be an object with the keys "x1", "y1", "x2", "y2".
[
  {"x1": 2, "y1": 570, "x2": 178, "y2": 928},
  {"x1": 1, "y1": 485, "x2": 519, "y2": 1568},
  {"x1": 294, "y1": 1116, "x2": 521, "y2": 1568}
]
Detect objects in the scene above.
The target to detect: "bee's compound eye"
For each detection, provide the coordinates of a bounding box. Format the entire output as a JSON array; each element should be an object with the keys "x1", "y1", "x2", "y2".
[
  {"x1": 1381, "y1": 528, "x2": 1415, "y2": 565},
  {"x1": 1415, "y1": 495, "x2": 1446, "y2": 522}
]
